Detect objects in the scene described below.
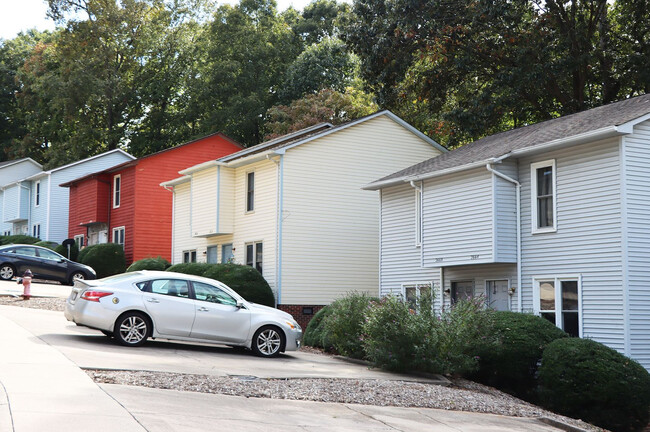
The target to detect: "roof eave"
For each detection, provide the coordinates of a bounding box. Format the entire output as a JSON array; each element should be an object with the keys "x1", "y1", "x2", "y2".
[{"x1": 160, "y1": 175, "x2": 191, "y2": 188}]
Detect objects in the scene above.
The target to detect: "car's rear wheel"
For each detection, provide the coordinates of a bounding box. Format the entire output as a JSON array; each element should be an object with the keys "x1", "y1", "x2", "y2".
[
  {"x1": 68, "y1": 271, "x2": 86, "y2": 286},
  {"x1": 0, "y1": 264, "x2": 15, "y2": 281},
  {"x1": 114, "y1": 312, "x2": 150, "y2": 347},
  {"x1": 251, "y1": 326, "x2": 284, "y2": 358}
]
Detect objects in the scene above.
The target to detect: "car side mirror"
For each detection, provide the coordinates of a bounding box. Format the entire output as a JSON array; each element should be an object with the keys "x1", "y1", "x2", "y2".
[{"x1": 236, "y1": 300, "x2": 244, "y2": 309}]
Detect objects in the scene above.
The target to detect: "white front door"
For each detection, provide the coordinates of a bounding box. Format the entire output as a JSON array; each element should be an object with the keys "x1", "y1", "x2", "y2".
[{"x1": 486, "y1": 280, "x2": 509, "y2": 311}]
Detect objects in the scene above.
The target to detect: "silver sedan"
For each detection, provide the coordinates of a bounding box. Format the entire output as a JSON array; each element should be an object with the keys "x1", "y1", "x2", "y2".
[{"x1": 64, "y1": 271, "x2": 301, "y2": 357}]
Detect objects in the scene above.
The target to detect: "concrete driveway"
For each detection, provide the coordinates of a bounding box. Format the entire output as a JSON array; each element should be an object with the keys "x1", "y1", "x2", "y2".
[{"x1": 0, "y1": 280, "x2": 570, "y2": 432}]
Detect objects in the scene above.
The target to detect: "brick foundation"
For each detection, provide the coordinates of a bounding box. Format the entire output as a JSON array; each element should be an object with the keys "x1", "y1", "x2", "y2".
[{"x1": 278, "y1": 304, "x2": 325, "y2": 330}]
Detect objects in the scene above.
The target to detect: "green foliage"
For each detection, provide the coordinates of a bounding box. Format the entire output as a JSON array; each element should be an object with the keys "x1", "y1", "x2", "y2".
[
  {"x1": 323, "y1": 292, "x2": 376, "y2": 359},
  {"x1": 264, "y1": 87, "x2": 377, "y2": 139},
  {"x1": 79, "y1": 243, "x2": 126, "y2": 278},
  {"x1": 34, "y1": 241, "x2": 58, "y2": 250},
  {"x1": 538, "y1": 338, "x2": 650, "y2": 432},
  {"x1": 126, "y1": 257, "x2": 171, "y2": 272},
  {"x1": 302, "y1": 306, "x2": 333, "y2": 349},
  {"x1": 56, "y1": 242, "x2": 79, "y2": 261},
  {"x1": 469, "y1": 312, "x2": 568, "y2": 399},
  {"x1": 166, "y1": 263, "x2": 275, "y2": 307},
  {"x1": 0, "y1": 235, "x2": 40, "y2": 245},
  {"x1": 289, "y1": 0, "x2": 350, "y2": 45}
]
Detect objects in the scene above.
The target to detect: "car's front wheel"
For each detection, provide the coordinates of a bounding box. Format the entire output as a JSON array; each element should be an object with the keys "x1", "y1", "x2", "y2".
[
  {"x1": 0, "y1": 264, "x2": 15, "y2": 281},
  {"x1": 68, "y1": 271, "x2": 86, "y2": 286},
  {"x1": 251, "y1": 326, "x2": 284, "y2": 358},
  {"x1": 114, "y1": 312, "x2": 150, "y2": 347}
]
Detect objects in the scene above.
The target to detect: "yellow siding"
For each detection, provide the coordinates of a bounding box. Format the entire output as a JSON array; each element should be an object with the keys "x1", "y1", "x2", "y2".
[
  {"x1": 191, "y1": 167, "x2": 218, "y2": 236},
  {"x1": 280, "y1": 115, "x2": 442, "y2": 304},
  {"x1": 218, "y1": 167, "x2": 235, "y2": 233},
  {"x1": 172, "y1": 182, "x2": 196, "y2": 263}
]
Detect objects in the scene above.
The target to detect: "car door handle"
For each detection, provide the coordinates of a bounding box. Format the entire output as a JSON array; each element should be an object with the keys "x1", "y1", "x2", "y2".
[
  {"x1": 197, "y1": 307, "x2": 209, "y2": 312},
  {"x1": 146, "y1": 298, "x2": 160, "y2": 303}
]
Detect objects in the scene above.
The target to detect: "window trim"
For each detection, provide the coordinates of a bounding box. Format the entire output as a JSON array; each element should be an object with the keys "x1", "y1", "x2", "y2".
[
  {"x1": 182, "y1": 250, "x2": 197, "y2": 263},
  {"x1": 401, "y1": 281, "x2": 433, "y2": 310},
  {"x1": 74, "y1": 234, "x2": 84, "y2": 248},
  {"x1": 533, "y1": 275, "x2": 582, "y2": 337},
  {"x1": 245, "y1": 171, "x2": 255, "y2": 213},
  {"x1": 113, "y1": 174, "x2": 121, "y2": 209},
  {"x1": 530, "y1": 159, "x2": 557, "y2": 234},
  {"x1": 245, "y1": 241, "x2": 263, "y2": 274},
  {"x1": 32, "y1": 223, "x2": 41, "y2": 239},
  {"x1": 112, "y1": 226, "x2": 125, "y2": 248},
  {"x1": 34, "y1": 181, "x2": 41, "y2": 207}
]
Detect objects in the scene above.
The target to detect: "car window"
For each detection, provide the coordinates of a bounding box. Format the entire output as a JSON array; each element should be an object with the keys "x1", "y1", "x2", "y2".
[
  {"x1": 193, "y1": 281, "x2": 237, "y2": 306},
  {"x1": 13, "y1": 247, "x2": 37, "y2": 257},
  {"x1": 37, "y1": 248, "x2": 62, "y2": 261},
  {"x1": 150, "y1": 279, "x2": 190, "y2": 298},
  {"x1": 135, "y1": 282, "x2": 148, "y2": 291}
]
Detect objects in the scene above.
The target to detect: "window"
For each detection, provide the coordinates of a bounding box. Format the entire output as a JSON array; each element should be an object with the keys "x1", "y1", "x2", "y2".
[
  {"x1": 402, "y1": 282, "x2": 432, "y2": 310},
  {"x1": 246, "y1": 172, "x2": 254, "y2": 212},
  {"x1": 150, "y1": 279, "x2": 189, "y2": 298},
  {"x1": 32, "y1": 224, "x2": 41, "y2": 239},
  {"x1": 74, "y1": 235, "x2": 84, "y2": 248},
  {"x1": 193, "y1": 281, "x2": 237, "y2": 306},
  {"x1": 112, "y1": 226, "x2": 125, "y2": 248},
  {"x1": 183, "y1": 250, "x2": 197, "y2": 263},
  {"x1": 38, "y1": 248, "x2": 62, "y2": 261},
  {"x1": 245, "y1": 241, "x2": 263, "y2": 274},
  {"x1": 535, "y1": 277, "x2": 580, "y2": 337},
  {"x1": 14, "y1": 247, "x2": 37, "y2": 257},
  {"x1": 113, "y1": 175, "x2": 121, "y2": 208},
  {"x1": 414, "y1": 183, "x2": 422, "y2": 247},
  {"x1": 34, "y1": 181, "x2": 40, "y2": 207},
  {"x1": 531, "y1": 160, "x2": 556, "y2": 233},
  {"x1": 221, "y1": 244, "x2": 233, "y2": 263},
  {"x1": 451, "y1": 280, "x2": 474, "y2": 304},
  {"x1": 2, "y1": 230, "x2": 10, "y2": 236}
]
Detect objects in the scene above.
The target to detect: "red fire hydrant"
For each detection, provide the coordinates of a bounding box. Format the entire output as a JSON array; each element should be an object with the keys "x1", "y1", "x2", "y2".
[{"x1": 21, "y1": 269, "x2": 32, "y2": 300}]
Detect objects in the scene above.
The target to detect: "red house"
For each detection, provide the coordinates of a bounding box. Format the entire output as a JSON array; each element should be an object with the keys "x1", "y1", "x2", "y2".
[{"x1": 62, "y1": 133, "x2": 242, "y2": 264}]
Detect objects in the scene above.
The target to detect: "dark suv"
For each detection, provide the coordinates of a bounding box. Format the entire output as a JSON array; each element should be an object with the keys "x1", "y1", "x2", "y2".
[{"x1": 0, "y1": 244, "x2": 96, "y2": 285}]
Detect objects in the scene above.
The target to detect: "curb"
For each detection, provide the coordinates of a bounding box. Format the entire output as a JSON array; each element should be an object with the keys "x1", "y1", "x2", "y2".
[
  {"x1": 537, "y1": 416, "x2": 591, "y2": 432},
  {"x1": 332, "y1": 355, "x2": 451, "y2": 386}
]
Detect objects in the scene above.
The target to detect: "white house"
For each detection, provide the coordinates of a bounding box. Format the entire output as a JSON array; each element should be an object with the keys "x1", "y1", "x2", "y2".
[
  {"x1": 162, "y1": 111, "x2": 446, "y2": 326},
  {"x1": 364, "y1": 94, "x2": 650, "y2": 370},
  {"x1": 0, "y1": 150, "x2": 134, "y2": 243}
]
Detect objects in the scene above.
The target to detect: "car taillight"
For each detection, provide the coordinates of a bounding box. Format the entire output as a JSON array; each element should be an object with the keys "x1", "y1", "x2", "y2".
[{"x1": 80, "y1": 290, "x2": 113, "y2": 302}]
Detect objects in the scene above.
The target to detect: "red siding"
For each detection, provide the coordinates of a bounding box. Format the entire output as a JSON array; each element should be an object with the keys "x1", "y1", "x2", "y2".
[
  {"x1": 109, "y1": 167, "x2": 136, "y2": 263},
  {"x1": 131, "y1": 135, "x2": 242, "y2": 263},
  {"x1": 68, "y1": 175, "x2": 110, "y2": 239}
]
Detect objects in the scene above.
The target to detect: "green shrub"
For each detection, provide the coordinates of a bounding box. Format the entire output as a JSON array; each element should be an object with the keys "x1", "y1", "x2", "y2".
[
  {"x1": 538, "y1": 338, "x2": 650, "y2": 432},
  {"x1": 34, "y1": 241, "x2": 58, "y2": 250},
  {"x1": 0, "y1": 235, "x2": 40, "y2": 245},
  {"x1": 202, "y1": 264, "x2": 275, "y2": 307},
  {"x1": 167, "y1": 263, "x2": 275, "y2": 307},
  {"x1": 127, "y1": 257, "x2": 171, "y2": 272},
  {"x1": 362, "y1": 295, "x2": 431, "y2": 371},
  {"x1": 469, "y1": 311, "x2": 568, "y2": 399},
  {"x1": 303, "y1": 306, "x2": 333, "y2": 350},
  {"x1": 324, "y1": 292, "x2": 377, "y2": 359},
  {"x1": 166, "y1": 263, "x2": 213, "y2": 276},
  {"x1": 79, "y1": 243, "x2": 126, "y2": 278},
  {"x1": 55, "y1": 243, "x2": 79, "y2": 261}
]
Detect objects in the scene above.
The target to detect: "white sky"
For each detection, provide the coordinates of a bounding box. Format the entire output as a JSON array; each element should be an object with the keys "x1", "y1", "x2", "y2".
[{"x1": 0, "y1": 0, "x2": 335, "y2": 41}]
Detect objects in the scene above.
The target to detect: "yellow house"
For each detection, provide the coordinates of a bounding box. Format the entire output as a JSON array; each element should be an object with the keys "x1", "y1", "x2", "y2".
[{"x1": 161, "y1": 111, "x2": 445, "y2": 325}]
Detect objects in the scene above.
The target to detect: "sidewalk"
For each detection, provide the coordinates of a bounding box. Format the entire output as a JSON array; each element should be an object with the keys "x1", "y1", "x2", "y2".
[
  {"x1": 0, "y1": 312, "x2": 145, "y2": 432},
  {"x1": 0, "y1": 280, "x2": 71, "y2": 299}
]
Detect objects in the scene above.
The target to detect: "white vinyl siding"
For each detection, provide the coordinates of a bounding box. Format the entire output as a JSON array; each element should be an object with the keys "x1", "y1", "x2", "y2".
[
  {"x1": 379, "y1": 183, "x2": 441, "y2": 309},
  {"x1": 623, "y1": 120, "x2": 650, "y2": 369},
  {"x1": 519, "y1": 137, "x2": 625, "y2": 351},
  {"x1": 422, "y1": 167, "x2": 494, "y2": 267},
  {"x1": 191, "y1": 167, "x2": 219, "y2": 236},
  {"x1": 171, "y1": 182, "x2": 194, "y2": 264},
  {"x1": 493, "y1": 160, "x2": 518, "y2": 262},
  {"x1": 281, "y1": 115, "x2": 441, "y2": 304}
]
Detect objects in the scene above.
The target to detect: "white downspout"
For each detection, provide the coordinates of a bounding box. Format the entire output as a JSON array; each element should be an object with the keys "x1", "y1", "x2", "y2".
[
  {"x1": 486, "y1": 160, "x2": 522, "y2": 312},
  {"x1": 267, "y1": 154, "x2": 281, "y2": 308}
]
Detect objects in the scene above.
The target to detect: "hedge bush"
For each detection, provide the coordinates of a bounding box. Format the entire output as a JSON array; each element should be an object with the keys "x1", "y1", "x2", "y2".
[
  {"x1": 79, "y1": 243, "x2": 126, "y2": 278},
  {"x1": 469, "y1": 311, "x2": 568, "y2": 399},
  {"x1": 55, "y1": 243, "x2": 79, "y2": 261},
  {"x1": 0, "y1": 235, "x2": 40, "y2": 245},
  {"x1": 167, "y1": 263, "x2": 275, "y2": 307},
  {"x1": 323, "y1": 292, "x2": 377, "y2": 359},
  {"x1": 127, "y1": 257, "x2": 171, "y2": 272},
  {"x1": 303, "y1": 306, "x2": 333, "y2": 350},
  {"x1": 538, "y1": 338, "x2": 650, "y2": 432},
  {"x1": 34, "y1": 241, "x2": 58, "y2": 250}
]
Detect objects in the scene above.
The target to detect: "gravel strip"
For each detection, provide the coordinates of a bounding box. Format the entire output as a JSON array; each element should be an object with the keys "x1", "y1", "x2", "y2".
[{"x1": 0, "y1": 296, "x2": 603, "y2": 431}]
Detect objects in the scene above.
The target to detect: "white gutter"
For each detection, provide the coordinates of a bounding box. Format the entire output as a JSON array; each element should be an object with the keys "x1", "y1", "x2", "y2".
[
  {"x1": 485, "y1": 157, "x2": 522, "y2": 312},
  {"x1": 179, "y1": 160, "x2": 226, "y2": 176}
]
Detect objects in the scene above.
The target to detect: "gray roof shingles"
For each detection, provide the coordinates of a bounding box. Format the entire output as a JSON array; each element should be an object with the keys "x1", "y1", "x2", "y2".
[{"x1": 375, "y1": 93, "x2": 650, "y2": 183}]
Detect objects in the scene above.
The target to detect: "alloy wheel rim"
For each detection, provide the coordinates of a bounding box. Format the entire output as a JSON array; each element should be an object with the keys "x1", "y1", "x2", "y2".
[
  {"x1": 73, "y1": 273, "x2": 85, "y2": 281},
  {"x1": 257, "y1": 329, "x2": 281, "y2": 355},
  {"x1": 0, "y1": 266, "x2": 13, "y2": 279},
  {"x1": 119, "y1": 316, "x2": 147, "y2": 344}
]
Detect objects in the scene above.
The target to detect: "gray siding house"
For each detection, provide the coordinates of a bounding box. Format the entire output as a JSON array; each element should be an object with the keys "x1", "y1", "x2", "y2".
[{"x1": 365, "y1": 94, "x2": 650, "y2": 370}]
